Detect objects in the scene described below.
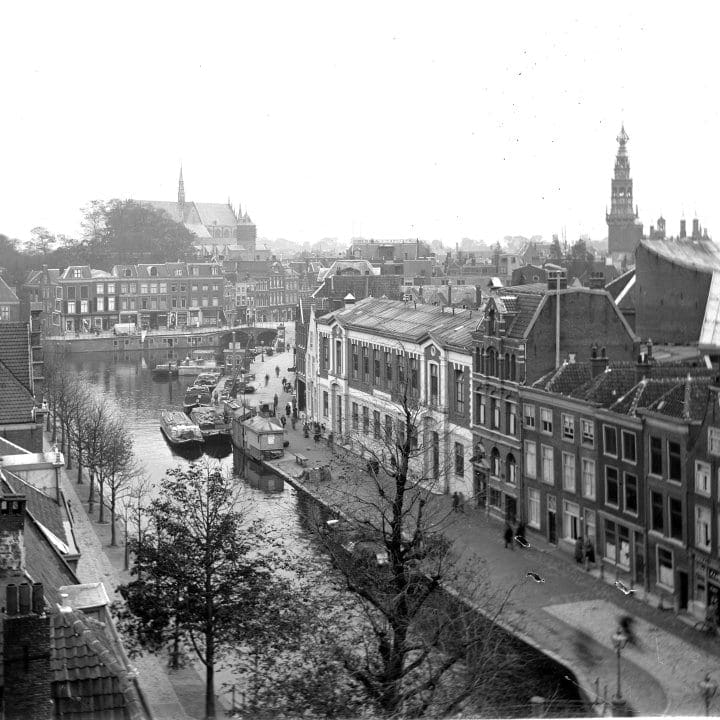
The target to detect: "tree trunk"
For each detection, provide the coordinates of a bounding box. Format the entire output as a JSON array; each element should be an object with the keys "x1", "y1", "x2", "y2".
[
  {"x1": 110, "y1": 493, "x2": 117, "y2": 545},
  {"x1": 88, "y1": 472, "x2": 95, "y2": 513},
  {"x1": 98, "y1": 479, "x2": 105, "y2": 523},
  {"x1": 205, "y1": 628, "x2": 215, "y2": 720}
]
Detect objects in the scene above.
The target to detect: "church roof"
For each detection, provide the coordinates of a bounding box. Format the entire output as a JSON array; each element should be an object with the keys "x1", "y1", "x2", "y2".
[
  {"x1": 194, "y1": 202, "x2": 238, "y2": 227},
  {"x1": 640, "y1": 236, "x2": 720, "y2": 272}
]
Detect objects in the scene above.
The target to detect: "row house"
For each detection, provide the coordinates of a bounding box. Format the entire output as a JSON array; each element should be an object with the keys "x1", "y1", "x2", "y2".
[
  {"x1": 32, "y1": 262, "x2": 224, "y2": 333},
  {"x1": 306, "y1": 298, "x2": 474, "y2": 495},
  {"x1": 471, "y1": 270, "x2": 638, "y2": 524},
  {"x1": 250, "y1": 264, "x2": 299, "y2": 323},
  {"x1": 522, "y1": 353, "x2": 718, "y2": 617}
]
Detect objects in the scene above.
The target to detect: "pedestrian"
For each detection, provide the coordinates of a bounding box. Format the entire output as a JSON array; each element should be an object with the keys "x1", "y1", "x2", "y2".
[
  {"x1": 281, "y1": 376, "x2": 287, "y2": 387},
  {"x1": 280, "y1": 415, "x2": 286, "y2": 428},
  {"x1": 584, "y1": 537, "x2": 595, "y2": 564},
  {"x1": 291, "y1": 416, "x2": 296, "y2": 430},
  {"x1": 516, "y1": 520, "x2": 526, "y2": 545},
  {"x1": 574, "y1": 537, "x2": 584, "y2": 564},
  {"x1": 273, "y1": 393, "x2": 279, "y2": 410},
  {"x1": 286, "y1": 402, "x2": 291, "y2": 416},
  {"x1": 264, "y1": 374, "x2": 269, "y2": 386},
  {"x1": 292, "y1": 407, "x2": 298, "y2": 420},
  {"x1": 504, "y1": 523, "x2": 514, "y2": 549},
  {"x1": 458, "y1": 491, "x2": 465, "y2": 513},
  {"x1": 619, "y1": 615, "x2": 638, "y2": 646},
  {"x1": 275, "y1": 365, "x2": 280, "y2": 377},
  {"x1": 452, "y1": 491, "x2": 459, "y2": 513}
]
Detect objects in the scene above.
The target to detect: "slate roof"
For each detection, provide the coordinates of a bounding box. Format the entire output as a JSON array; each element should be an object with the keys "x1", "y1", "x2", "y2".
[
  {"x1": 51, "y1": 608, "x2": 145, "y2": 720},
  {"x1": 645, "y1": 376, "x2": 712, "y2": 421},
  {"x1": 0, "y1": 322, "x2": 34, "y2": 424},
  {"x1": 318, "y1": 298, "x2": 475, "y2": 349}
]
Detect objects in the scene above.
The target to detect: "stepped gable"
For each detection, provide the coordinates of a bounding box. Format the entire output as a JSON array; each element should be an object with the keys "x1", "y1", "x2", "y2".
[{"x1": 50, "y1": 608, "x2": 145, "y2": 720}]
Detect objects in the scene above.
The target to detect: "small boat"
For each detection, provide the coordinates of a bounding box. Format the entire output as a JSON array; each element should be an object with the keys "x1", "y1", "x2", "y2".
[
  {"x1": 151, "y1": 361, "x2": 179, "y2": 378},
  {"x1": 177, "y1": 350, "x2": 222, "y2": 376},
  {"x1": 189, "y1": 406, "x2": 231, "y2": 441},
  {"x1": 183, "y1": 386, "x2": 212, "y2": 414},
  {"x1": 160, "y1": 410, "x2": 204, "y2": 447},
  {"x1": 193, "y1": 371, "x2": 222, "y2": 392}
]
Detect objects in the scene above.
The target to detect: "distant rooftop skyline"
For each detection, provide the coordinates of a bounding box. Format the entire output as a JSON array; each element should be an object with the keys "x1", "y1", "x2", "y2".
[{"x1": 1, "y1": 2, "x2": 717, "y2": 247}]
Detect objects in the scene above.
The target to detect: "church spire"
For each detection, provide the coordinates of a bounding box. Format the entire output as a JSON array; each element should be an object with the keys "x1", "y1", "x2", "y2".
[{"x1": 178, "y1": 165, "x2": 185, "y2": 208}]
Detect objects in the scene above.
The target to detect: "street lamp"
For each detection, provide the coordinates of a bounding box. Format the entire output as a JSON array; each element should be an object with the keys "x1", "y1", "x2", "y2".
[
  {"x1": 611, "y1": 627, "x2": 629, "y2": 714},
  {"x1": 699, "y1": 673, "x2": 718, "y2": 716}
]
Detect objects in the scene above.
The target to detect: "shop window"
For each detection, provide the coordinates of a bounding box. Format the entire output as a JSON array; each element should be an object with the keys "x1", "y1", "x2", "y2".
[
  {"x1": 657, "y1": 547, "x2": 674, "y2": 589},
  {"x1": 489, "y1": 488, "x2": 502, "y2": 509}
]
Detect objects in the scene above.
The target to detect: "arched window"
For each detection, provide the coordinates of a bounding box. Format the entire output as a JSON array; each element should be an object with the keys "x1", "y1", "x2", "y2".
[
  {"x1": 491, "y1": 447, "x2": 500, "y2": 477},
  {"x1": 506, "y1": 453, "x2": 517, "y2": 485},
  {"x1": 124, "y1": 268, "x2": 132, "y2": 277},
  {"x1": 486, "y1": 348, "x2": 496, "y2": 377},
  {"x1": 504, "y1": 353, "x2": 510, "y2": 380},
  {"x1": 510, "y1": 354, "x2": 517, "y2": 381},
  {"x1": 149, "y1": 266, "x2": 158, "y2": 277}
]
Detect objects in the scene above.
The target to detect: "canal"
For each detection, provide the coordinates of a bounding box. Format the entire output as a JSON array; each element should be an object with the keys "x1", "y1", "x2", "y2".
[{"x1": 63, "y1": 347, "x2": 587, "y2": 718}]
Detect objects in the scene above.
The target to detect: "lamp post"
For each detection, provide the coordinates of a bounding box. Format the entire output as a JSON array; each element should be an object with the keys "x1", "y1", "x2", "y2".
[
  {"x1": 699, "y1": 674, "x2": 718, "y2": 716},
  {"x1": 611, "y1": 627, "x2": 629, "y2": 714}
]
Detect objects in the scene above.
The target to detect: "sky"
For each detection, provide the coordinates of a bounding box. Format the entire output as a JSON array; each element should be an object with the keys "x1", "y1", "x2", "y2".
[{"x1": 1, "y1": 1, "x2": 718, "y2": 248}]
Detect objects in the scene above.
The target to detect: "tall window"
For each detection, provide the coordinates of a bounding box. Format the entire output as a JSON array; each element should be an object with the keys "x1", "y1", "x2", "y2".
[
  {"x1": 384, "y1": 414, "x2": 393, "y2": 442},
  {"x1": 454, "y1": 369, "x2": 465, "y2": 415},
  {"x1": 524, "y1": 441, "x2": 537, "y2": 478},
  {"x1": 491, "y1": 448, "x2": 500, "y2": 477},
  {"x1": 506, "y1": 454, "x2": 516, "y2": 484},
  {"x1": 582, "y1": 458, "x2": 596, "y2": 499},
  {"x1": 581, "y1": 419, "x2": 595, "y2": 447},
  {"x1": 528, "y1": 489, "x2": 541, "y2": 528},
  {"x1": 322, "y1": 391, "x2": 329, "y2": 417},
  {"x1": 491, "y1": 398, "x2": 500, "y2": 429},
  {"x1": 562, "y1": 453, "x2": 576, "y2": 492},
  {"x1": 658, "y1": 547, "x2": 674, "y2": 589},
  {"x1": 374, "y1": 351, "x2": 381, "y2": 383},
  {"x1": 455, "y1": 443, "x2": 465, "y2": 476},
  {"x1": 429, "y1": 364, "x2": 439, "y2": 404},
  {"x1": 603, "y1": 426, "x2": 618, "y2": 457},
  {"x1": 695, "y1": 505, "x2": 711, "y2": 551},
  {"x1": 541, "y1": 408, "x2": 553, "y2": 434},
  {"x1": 385, "y1": 352, "x2": 393, "y2": 385},
  {"x1": 669, "y1": 497, "x2": 683, "y2": 540},
  {"x1": 362, "y1": 406, "x2": 370, "y2": 434},
  {"x1": 410, "y1": 358, "x2": 418, "y2": 393},
  {"x1": 352, "y1": 344, "x2": 359, "y2": 379},
  {"x1": 352, "y1": 402, "x2": 359, "y2": 430},
  {"x1": 541, "y1": 445, "x2": 554, "y2": 484},
  {"x1": 650, "y1": 436, "x2": 662, "y2": 475},
  {"x1": 624, "y1": 473, "x2": 638, "y2": 514},
  {"x1": 507, "y1": 403, "x2": 517, "y2": 435},
  {"x1": 622, "y1": 430, "x2": 637, "y2": 463},
  {"x1": 322, "y1": 337, "x2": 329, "y2": 368},
  {"x1": 562, "y1": 414, "x2": 574, "y2": 441},
  {"x1": 335, "y1": 340, "x2": 342, "y2": 373},
  {"x1": 668, "y1": 441, "x2": 682, "y2": 482},
  {"x1": 524, "y1": 404, "x2": 535, "y2": 428},
  {"x1": 373, "y1": 410, "x2": 381, "y2": 439},
  {"x1": 474, "y1": 392, "x2": 484, "y2": 425},
  {"x1": 651, "y1": 491, "x2": 664, "y2": 532},
  {"x1": 695, "y1": 461, "x2": 711, "y2": 496},
  {"x1": 605, "y1": 467, "x2": 619, "y2": 507},
  {"x1": 363, "y1": 347, "x2": 369, "y2": 383},
  {"x1": 563, "y1": 501, "x2": 581, "y2": 540}
]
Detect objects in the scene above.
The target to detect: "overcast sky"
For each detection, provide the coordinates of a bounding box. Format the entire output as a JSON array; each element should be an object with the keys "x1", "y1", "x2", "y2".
[{"x1": 1, "y1": 2, "x2": 717, "y2": 247}]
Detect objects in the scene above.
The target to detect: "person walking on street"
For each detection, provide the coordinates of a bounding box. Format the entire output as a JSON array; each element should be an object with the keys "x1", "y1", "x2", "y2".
[
  {"x1": 280, "y1": 415, "x2": 286, "y2": 428},
  {"x1": 264, "y1": 374, "x2": 269, "y2": 386},
  {"x1": 452, "y1": 492, "x2": 459, "y2": 513},
  {"x1": 273, "y1": 393, "x2": 279, "y2": 411},
  {"x1": 504, "y1": 523, "x2": 514, "y2": 549},
  {"x1": 275, "y1": 365, "x2": 280, "y2": 377}
]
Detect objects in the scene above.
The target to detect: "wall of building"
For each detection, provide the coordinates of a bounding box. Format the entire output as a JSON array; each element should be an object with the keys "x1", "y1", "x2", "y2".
[
  {"x1": 526, "y1": 292, "x2": 636, "y2": 383},
  {"x1": 634, "y1": 243, "x2": 712, "y2": 344}
]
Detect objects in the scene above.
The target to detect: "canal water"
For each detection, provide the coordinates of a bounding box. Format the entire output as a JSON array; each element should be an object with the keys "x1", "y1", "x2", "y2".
[{"x1": 65, "y1": 348, "x2": 587, "y2": 717}]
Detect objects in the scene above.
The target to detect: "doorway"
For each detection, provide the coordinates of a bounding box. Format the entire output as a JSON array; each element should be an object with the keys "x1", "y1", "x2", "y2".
[
  {"x1": 505, "y1": 496, "x2": 517, "y2": 524},
  {"x1": 548, "y1": 511, "x2": 557, "y2": 544},
  {"x1": 678, "y1": 571, "x2": 689, "y2": 610}
]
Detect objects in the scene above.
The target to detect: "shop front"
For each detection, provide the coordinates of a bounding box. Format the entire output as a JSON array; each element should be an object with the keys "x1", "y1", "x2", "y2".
[{"x1": 692, "y1": 555, "x2": 720, "y2": 621}]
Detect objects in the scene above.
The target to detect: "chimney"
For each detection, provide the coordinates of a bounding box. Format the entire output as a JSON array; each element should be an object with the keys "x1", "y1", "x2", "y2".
[
  {"x1": 0, "y1": 495, "x2": 27, "y2": 576},
  {"x1": 588, "y1": 271, "x2": 605, "y2": 290},
  {"x1": 680, "y1": 219, "x2": 687, "y2": 238},
  {"x1": 635, "y1": 347, "x2": 652, "y2": 382},
  {"x1": 3, "y1": 582, "x2": 53, "y2": 720},
  {"x1": 546, "y1": 265, "x2": 567, "y2": 291},
  {"x1": 590, "y1": 345, "x2": 609, "y2": 377}
]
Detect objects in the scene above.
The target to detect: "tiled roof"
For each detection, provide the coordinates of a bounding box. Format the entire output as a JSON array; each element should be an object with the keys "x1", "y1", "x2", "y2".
[
  {"x1": 0, "y1": 275, "x2": 19, "y2": 303},
  {"x1": 51, "y1": 609, "x2": 145, "y2": 720},
  {"x1": 2, "y1": 472, "x2": 67, "y2": 542},
  {"x1": 646, "y1": 376, "x2": 712, "y2": 421},
  {"x1": 640, "y1": 236, "x2": 720, "y2": 272},
  {"x1": 536, "y1": 362, "x2": 594, "y2": 395},
  {"x1": 0, "y1": 322, "x2": 34, "y2": 424},
  {"x1": 320, "y1": 298, "x2": 475, "y2": 348},
  {"x1": 505, "y1": 293, "x2": 544, "y2": 338}
]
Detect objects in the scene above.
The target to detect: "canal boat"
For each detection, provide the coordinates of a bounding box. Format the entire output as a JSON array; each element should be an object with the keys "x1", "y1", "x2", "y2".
[
  {"x1": 177, "y1": 349, "x2": 222, "y2": 376},
  {"x1": 189, "y1": 406, "x2": 231, "y2": 441},
  {"x1": 193, "y1": 371, "x2": 222, "y2": 392},
  {"x1": 151, "y1": 361, "x2": 179, "y2": 379},
  {"x1": 159, "y1": 410, "x2": 204, "y2": 447},
  {"x1": 183, "y1": 385, "x2": 213, "y2": 414}
]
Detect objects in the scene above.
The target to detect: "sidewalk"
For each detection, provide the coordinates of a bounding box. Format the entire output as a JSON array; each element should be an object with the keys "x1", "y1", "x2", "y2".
[
  {"x1": 266, "y1": 411, "x2": 720, "y2": 717},
  {"x1": 48, "y1": 431, "x2": 225, "y2": 720}
]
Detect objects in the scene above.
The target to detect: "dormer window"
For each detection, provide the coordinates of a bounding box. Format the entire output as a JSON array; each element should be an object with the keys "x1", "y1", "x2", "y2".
[
  {"x1": 149, "y1": 266, "x2": 158, "y2": 277},
  {"x1": 124, "y1": 268, "x2": 132, "y2": 277}
]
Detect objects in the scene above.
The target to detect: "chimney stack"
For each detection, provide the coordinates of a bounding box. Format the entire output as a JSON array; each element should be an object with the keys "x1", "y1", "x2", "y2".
[
  {"x1": 588, "y1": 271, "x2": 605, "y2": 290},
  {"x1": 0, "y1": 495, "x2": 27, "y2": 575},
  {"x1": 590, "y1": 345, "x2": 609, "y2": 377},
  {"x1": 3, "y1": 582, "x2": 52, "y2": 720}
]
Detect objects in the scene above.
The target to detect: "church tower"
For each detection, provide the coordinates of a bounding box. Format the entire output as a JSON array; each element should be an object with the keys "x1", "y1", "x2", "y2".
[
  {"x1": 178, "y1": 165, "x2": 186, "y2": 210},
  {"x1": 606, "y1": 125, "x2": 643, "y2": 267}
]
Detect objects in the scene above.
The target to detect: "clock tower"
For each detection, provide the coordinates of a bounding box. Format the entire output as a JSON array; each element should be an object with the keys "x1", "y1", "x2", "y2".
[{"x1": 606, "y1": 125, "x2": 643, "y2": 267}]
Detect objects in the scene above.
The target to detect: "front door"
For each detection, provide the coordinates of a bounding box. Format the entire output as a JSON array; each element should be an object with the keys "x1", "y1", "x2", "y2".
[
  {"x1": 506, "y1": 496, "x2": 517, "y2": 524},
  {"x1": 678, "y1": 571, "x2": 689, "y2": 610},
  {"x1": 548, "y1": 511, "x2": 557, "y2": 544}
]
